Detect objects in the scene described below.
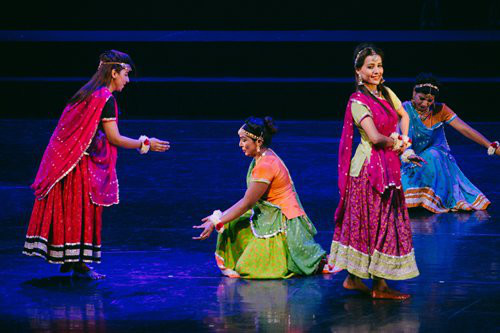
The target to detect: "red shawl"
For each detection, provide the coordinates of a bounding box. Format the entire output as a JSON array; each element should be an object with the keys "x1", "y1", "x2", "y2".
[
  {"x1": 334, "y1": 91, "x2": 401, "y2": 222},
  {"x1": 32, "y1": 87, "x2": 119, "y2": 206}
]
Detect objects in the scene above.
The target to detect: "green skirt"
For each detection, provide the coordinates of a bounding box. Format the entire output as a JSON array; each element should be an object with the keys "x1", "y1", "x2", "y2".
[{"x1": 215, "y1": 205, "x2": 326, "y2": 279}]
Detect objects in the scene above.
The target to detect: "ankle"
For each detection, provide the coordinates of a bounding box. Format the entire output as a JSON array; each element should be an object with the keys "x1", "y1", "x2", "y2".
[
  {"x1": 73, "y1": 263, "x2": 90, "y2": 273},
  {"x1": 60, "y1": 263, "x2": 74, "y2": 273},
  {"x1": 372, "y1": 278, "x2": 388, "y2": 290},
  {"x1": 347, "y1": 273, "x2": 359, "y2": 282}
]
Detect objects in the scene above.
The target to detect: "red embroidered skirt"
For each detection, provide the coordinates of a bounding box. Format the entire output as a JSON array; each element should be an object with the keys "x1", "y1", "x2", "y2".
[{"x1": 23, "y1": 156, "x2": 103, "y2": 264}]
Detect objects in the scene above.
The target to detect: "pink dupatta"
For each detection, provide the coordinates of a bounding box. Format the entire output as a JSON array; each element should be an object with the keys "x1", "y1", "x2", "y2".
[
  {"x1": 334, "y1": 91, "x2": 401, "y2": 222},
  {"x1": 32, "y1": 87, "x2": 119, "y2": 206}
]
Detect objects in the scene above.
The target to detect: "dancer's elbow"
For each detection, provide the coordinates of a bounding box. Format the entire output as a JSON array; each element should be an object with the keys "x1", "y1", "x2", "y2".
[{"x1": 369, "y1": 134, "x2": 385, "y2": 146}]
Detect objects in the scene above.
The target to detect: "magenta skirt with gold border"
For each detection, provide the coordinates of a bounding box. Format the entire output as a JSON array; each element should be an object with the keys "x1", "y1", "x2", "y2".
[{"x1": 328, "y1": 165, "x2": 419, "y2": 280}]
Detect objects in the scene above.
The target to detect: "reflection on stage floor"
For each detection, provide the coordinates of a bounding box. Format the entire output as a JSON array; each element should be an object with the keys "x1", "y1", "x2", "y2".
[{"x1": 1, "y1": 120, "x2": 499, "y2": 332}]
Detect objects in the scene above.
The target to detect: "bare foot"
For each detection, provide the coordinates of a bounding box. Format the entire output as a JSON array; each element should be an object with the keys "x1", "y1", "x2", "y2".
[
  {"x1": 315, "y1": 257, "x2": 328, "y2": 274},
  {"x1": 371, "y1": 288, "x2": 410, "y2": 300},
  {"x1": 342, "y1": 275, "x2": 371, "y2": 295},
  {"x1": 372, "y1": 279, "x2": 410, "y2": 300},
  {"x1": 73, "y1": 270, "x2": 106, "y2": 280},
  {"x1": 60, "y1": 263, "x2": 73, "y2": 273},
  {"x1": 72, "y1": 263, "x2": 106, "y2": 280},
  {"x1": 72, "y1": 263, "x2": 90, "y2": 273}
]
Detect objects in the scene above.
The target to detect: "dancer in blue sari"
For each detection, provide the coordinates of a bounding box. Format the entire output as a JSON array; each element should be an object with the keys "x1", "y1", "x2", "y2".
[{"x1": 401, "y1": 73, "x2": 499, "y2": 213}]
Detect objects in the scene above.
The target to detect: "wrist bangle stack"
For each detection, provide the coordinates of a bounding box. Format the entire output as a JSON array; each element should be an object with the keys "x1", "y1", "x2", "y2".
[
  {"x1": 137, "y1": 135, "x2": 151, "y2": 154},
  {"x1": 402, "y1": 135, "x2": 412, "y2": 148},
  {"x1": 487, "y1": 141, "x2": 499, "y2": 156},
  {"x1": 390, "y1": 132, "x2": 404, "y2": 151},
  {"x1": 209, "y1": 210, "x2": 225, "y2": 233}
]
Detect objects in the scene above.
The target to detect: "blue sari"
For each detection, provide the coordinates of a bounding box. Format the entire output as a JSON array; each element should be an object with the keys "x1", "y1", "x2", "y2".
[{"x1": 401, "y1": 101, "x2": 490, "y2": 213}]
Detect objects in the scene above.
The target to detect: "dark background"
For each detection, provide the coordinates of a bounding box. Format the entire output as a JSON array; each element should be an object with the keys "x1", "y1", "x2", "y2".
[
  {"x1": 1, "y1": 4, "x2": 499, "y2": 331},
  {"x1": 2, "y1": 1, "x2": 498, "y2": 30},
  {"x1": 1, "y1": 1, "x2": 499, "y2": 120}
]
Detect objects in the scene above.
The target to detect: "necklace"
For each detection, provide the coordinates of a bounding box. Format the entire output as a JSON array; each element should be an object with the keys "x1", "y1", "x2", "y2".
[
  {"x1": 413, "y1": 102, "x2": 432, "y2": 122},
  {"x1": 419, "y1": 110, "x2": 431, "y2": 120},
  {"x1": 365, "y1": 85, "x2": 380, "y2": 98}
]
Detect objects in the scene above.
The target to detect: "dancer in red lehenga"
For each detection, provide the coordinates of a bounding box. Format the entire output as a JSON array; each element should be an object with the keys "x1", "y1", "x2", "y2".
[{"x1": 23, "y1": 50, "x2": 170, "y2": 279}]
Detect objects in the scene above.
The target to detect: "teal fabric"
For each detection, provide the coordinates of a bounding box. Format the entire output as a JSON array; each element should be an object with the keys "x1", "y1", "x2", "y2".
[{"x1": 401, "y1": 101, "x2": 489, "y2": 211}]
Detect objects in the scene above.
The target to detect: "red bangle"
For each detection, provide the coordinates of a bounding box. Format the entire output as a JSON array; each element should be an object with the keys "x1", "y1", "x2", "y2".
[{"x1": 144, "y1": 138, "x2": 150, "y2": 146}]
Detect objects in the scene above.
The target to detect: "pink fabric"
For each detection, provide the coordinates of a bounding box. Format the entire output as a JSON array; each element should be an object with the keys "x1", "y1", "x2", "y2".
[
  {"x1": 32, "y1": 87, "x2": 119, "y2": 206},
  {"x1": 334, "y1": 164, "x2": 413, "y2": 257},
  {"x1": 329, "y1": 164, "x2": 418, "y2": 280},
  {"x1": 335, "y1": 91, "x2": 401, "y2": 222},
  {"x1": 86, "y1": 112, "x2": 119, "y2": 206}
]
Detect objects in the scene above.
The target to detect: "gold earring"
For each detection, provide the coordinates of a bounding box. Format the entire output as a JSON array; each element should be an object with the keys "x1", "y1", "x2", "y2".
[
  {"x1": 257, "y1": 145, "x2": 261, "y2": 153},
  {"x1": 357, "y1": 74, "x2": 363, "y2": 85}
]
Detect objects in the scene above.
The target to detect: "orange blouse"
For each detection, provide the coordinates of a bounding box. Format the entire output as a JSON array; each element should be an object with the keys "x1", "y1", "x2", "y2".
[
  {"x1": 251, "y1": 153, "x2": 305, "y2": 219},
  {"x1": 421, "y1": 103, "x2": 457, "y2": 128}
]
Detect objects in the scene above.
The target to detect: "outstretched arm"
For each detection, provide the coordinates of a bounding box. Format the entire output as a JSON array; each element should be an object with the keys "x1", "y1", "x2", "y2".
[
  {"x1": 102, "y1": 121, "x2": 170, "y2": 152},
  {"x1": 193, "y1": 181, "x2": 269, "y2": 240},
  {"x1": 448, "y1": 117, "x2": 494, "y2": 150},
  {"x1": 219, "y1": 182, "x2": 269, "y2": 224}
]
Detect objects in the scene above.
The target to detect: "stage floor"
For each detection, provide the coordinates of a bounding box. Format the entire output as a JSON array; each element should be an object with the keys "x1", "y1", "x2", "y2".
[{"x1": 1, "y1": 120, "x2": 499, "y2": 332}]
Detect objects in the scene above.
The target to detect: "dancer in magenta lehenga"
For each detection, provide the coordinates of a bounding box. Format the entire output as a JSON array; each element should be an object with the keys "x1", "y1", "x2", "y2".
[
  {"x1": 327, "y1": 44, "x2": 425, "y2": 300},
  {"x1": 22, "y1": 50, "x2": 170, "y2": 279}
]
